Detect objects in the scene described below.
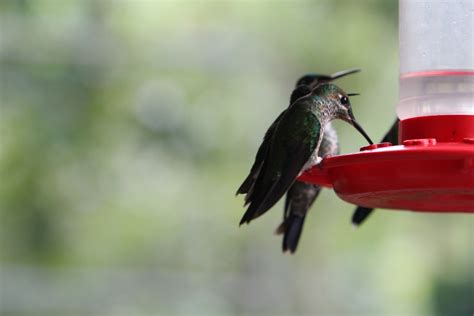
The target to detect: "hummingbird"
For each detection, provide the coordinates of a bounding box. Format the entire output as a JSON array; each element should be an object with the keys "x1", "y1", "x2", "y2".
[
  {"x1": 238, "y1": 83, "x2": 373, "y2": 227},
  {"x1": 351, "y1": 119, "x2": 399, "y2": 226},
  {"x1": 236, "y1": 69, "x2": 360, "y2": 201},
  {"x1": 236, "y1": 69, "x2": 361, "y2": 253},
  {"x1": 276, "y1": 70, "x2": 361, "y2": 253}
]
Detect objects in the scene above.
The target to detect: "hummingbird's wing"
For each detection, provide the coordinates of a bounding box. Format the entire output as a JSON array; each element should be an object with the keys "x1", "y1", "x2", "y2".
[
  {"x1": 237, "y1": 85, "x2": 313, "y2": 198},
  {"x1": 236, "y1": 110, "x2": 286, "y2": 197},
  {"x1": 277, "y1": 123, "x2": 340, "y2": 253},
  {"x1": 240, "y1": 145, "x2": 314, "y2": 225},
  {"x1": 351, "y1": 119, "x2": 399, "y2": 226},
  {"x1": 240, "y1": 102, "x2": 321, "y2": 225}
]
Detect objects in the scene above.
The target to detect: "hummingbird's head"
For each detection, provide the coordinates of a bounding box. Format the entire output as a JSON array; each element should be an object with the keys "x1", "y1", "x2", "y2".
[
  {"x1": 313, "y1": 83, "x2": 373, "y2": 145},
  {"x1": 290, "y1": 85, "x2": 312, "y2": 104},
  {"x1": 295, "y1": 74, "x2": 331, "y2": 87},
  {"x1": 295, "y1": 68, "x2": 361, "y2": 88}
]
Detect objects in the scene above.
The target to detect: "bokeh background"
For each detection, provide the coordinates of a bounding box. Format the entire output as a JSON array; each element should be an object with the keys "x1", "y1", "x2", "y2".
[{"x1": 1, "y1": 1, "x2": 473, "y2": 315}]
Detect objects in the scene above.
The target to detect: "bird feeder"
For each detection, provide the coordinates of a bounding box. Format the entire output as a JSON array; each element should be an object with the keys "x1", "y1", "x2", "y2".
[{"x1": 298, "y1": 0, "x2": 474, "y2": 212}]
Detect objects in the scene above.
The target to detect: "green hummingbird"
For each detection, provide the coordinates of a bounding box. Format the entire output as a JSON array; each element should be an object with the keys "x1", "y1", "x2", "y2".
[
  {"x1": 277, "y1": 69, "x2": 361, "y2": 252},
  {"x1": 351, "y1": 119, "x2": 399, "y2": 226},
  {"x1": 238, "y1": 83, "x2": 373, "y2": 226},
  {"x1": 236, "y1": 69, "x2": 360, "y2": 199},
  {"x1": 237, "y1": 69, "x2": 362, "y2": 253}
]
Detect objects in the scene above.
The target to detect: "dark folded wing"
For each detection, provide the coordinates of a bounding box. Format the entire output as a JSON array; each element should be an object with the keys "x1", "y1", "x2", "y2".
[
  {"x1": 236, "y1": 110, "x2": 286, "y2": 196},
  {"x1": 240, "y1": 107, "x2": 320, "y2": 225},
  {"x1": 240, "y1": 142, "x2": 314, "y2": 225}
]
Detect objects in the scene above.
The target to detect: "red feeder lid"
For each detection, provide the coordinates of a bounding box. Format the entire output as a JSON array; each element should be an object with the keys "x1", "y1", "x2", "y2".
[{"x1": 298, "y1": 115, "x2": 474, "y2": 212}]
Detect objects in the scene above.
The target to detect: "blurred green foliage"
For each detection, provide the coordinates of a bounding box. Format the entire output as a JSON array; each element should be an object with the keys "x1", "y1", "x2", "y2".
[{"x1": 0, "y1": 1, "x2": 472, "y2": 315}]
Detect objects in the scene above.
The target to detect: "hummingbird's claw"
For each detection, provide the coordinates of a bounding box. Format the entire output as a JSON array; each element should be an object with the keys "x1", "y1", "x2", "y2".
[{"x1": 317, "y1": 157, "x2": 325, "y2": 171}]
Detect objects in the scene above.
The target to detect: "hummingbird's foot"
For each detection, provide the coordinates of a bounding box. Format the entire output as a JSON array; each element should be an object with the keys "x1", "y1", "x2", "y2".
[{"x1": 316, "y1": 156, "x2": 324, "y2": 170}]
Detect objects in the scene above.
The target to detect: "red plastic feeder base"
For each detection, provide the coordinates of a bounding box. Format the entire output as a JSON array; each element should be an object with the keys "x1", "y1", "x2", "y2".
[{"x1": 298, "y1": 115, "x2": 474, "y2": 212}]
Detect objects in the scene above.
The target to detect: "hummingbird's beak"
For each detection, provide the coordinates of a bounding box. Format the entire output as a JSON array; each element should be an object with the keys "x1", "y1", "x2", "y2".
[
  {"x1": 330, "y1": 68, "x2": 361, "y2": 80},
  {"x1": 348, "y1": 110, "x2": 373, "y2": 144}
]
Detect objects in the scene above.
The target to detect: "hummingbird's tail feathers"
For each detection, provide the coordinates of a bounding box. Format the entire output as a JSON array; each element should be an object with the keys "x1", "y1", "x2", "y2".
[
  {"x1": 351, "y1": 206, "x2": 374, "y2": 226},
  {"x1": 281, "y1": 214, "x2": 306, "y2": 253},
  {"x1": 279, "y1": 182, "x2": 322, "y2": 252},
  {"x1": 329, "y1": 68, "x2": 361, "y2": 81}
]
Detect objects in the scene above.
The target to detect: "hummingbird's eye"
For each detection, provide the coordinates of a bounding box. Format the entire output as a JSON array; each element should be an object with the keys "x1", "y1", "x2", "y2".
[{"x1": 340, "y1": 96, "x2": 349, "y2": 105}]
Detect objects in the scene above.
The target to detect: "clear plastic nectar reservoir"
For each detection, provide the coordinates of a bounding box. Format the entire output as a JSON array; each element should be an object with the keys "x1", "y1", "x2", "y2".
[{"x1": 398, "y1": 0, "x2": 474, "y2": 119}]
